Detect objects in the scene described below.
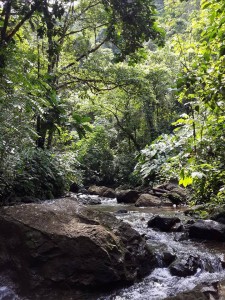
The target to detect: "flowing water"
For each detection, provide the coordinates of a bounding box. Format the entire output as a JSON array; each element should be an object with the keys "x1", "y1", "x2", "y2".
[
  {"x1": 1, "y1": 195, "x2": 225, "y2": 300},
  {"x1": 92, "y1": 196, "x2": 225, "y2": 300}
]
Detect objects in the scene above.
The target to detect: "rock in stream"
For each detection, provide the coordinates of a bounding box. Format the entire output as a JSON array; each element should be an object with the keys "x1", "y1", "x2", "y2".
[
  {"x1": 188, "y1": 219, "x2": 225, "y2": 241},
  {"x1": 0, "y1": 198, "x2": 156, "y2": 298}
]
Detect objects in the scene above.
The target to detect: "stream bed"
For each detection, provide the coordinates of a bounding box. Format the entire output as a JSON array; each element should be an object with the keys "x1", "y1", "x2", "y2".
[
  {"x1": 1, "y1": 195, "x2": 225, "y2": 300},
  {"x1": 89, "y1": 196, "x2": 225, "y2": 300}
]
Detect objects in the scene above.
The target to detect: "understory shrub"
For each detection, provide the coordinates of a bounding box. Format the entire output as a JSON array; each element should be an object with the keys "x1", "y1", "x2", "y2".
[
  {"x1": 0, "y1": 148, "x2": 81, "y2": 203},
  {"x1": 13, "y1": 149, "x2": 65, "y2": 199}
]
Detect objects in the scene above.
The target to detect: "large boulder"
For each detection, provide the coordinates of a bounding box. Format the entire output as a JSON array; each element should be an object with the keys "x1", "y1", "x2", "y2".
[
  {"x1": 188, "y1": 220, "x2": 225, "y2": 241},
  {"x1": 88, "y1": 185, "x2": 116, "y2": 198},
  {"x1": 0, "y1": 199, "x2": 156, "y2": 298},
  {"x1": 116, "y1": 190, "x2": 139, "y2": 204},
  {"x1": 135, "y1": 194, "x2": 172, "y2": 207},
  {"x1": 147, "y1": 215, "x2": 181, "y2": 232}
]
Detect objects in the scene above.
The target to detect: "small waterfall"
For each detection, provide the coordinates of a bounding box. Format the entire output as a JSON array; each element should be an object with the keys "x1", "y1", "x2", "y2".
[{"x1": 200, "y1": 255, "x2": 224, "y2": 273}]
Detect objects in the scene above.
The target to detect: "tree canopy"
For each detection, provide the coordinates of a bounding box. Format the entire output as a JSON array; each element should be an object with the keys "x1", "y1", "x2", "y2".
[{"x1": 1, "y1": 0, "x2": 225, "y2": 206}]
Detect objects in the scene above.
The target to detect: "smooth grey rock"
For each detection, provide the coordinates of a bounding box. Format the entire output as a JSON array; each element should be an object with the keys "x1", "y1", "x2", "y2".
[
  {"x1": 188, "y1": 219, "x2": 225, "y2": 241},
  {"x1": 0, "y1": 199, "x2": 156, "y2": 297}
]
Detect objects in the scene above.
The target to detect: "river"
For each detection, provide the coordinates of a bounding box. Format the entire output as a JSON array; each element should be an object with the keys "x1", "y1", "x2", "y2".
[
  {"x1": 1, "y1": 195, "x2": 225, "y2": 300},
  {"x1": 90, "y1": 196, "x2": 225, "y2": 300}
]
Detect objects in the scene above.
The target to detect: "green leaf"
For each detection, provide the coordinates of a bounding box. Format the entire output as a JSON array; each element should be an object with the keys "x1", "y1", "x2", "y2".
[
  {"x1": 179, "y1": 176, "x2": 193, "y2": 187},
  {"x1": 201, "y1": 1, "x2": 211, "y2": 9}
]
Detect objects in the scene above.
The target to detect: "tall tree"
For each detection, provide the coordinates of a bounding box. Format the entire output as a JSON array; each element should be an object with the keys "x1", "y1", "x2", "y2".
[{"x1": 0, "y1": 0, "x2": 163, "y2": 149}]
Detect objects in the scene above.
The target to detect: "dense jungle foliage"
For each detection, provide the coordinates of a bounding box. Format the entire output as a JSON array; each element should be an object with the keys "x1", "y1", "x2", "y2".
[{"x1": 0, "y1": 0, "x2": 225, "y2": 205}]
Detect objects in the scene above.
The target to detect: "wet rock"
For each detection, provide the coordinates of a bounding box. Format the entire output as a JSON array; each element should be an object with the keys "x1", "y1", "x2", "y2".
[
  {"x1": 147, "y1": 215, "x2": 181, "y2": 232},
  {"x1": 116, "y1": 190, "x2": 139, "y2": 204},
  {"x1": 77, "y1": 194, "x2": 101, "y2": 205},
  {"x1": 221, "y1": 261, "x2": 225, "y2": 269},
  {"x1": 88, "y1": 185, "x2": 116, "y2": 198},
  {"x1": 65, "y1": 193, "x2": 101, "y2": 205},
  {"x1": 174, "y1": 232, "x2": 189, "y2": 242},
  {"x1": 173, "y1": 223, "x2": 184, "y2": 232},
  {"x1": 116, "y1": 209, "x2": 128, "y2": 214},
  {"x1": 79, "y1": 187, "x2": 88, "y2": 194},
  {"x1": 162, "y1": 251, "x2": 176, "y2": 265},
  {"x1": 135, "y1": 194, "x2": 172, "y2": 207},
  {"x1": 159, "y1": 251, "x2": 176, "y2": 267},
  {"x1": 101, "y1": 189, "x2": 116, "y2": 198},
  {"x1": 169, "y1": 255, "x2": 199, "y2": 277},
  {"x1": 147, "y1": 243, "x2": 176, "y2": 268},
  {"x1": 188, "y1": 220, "x2": 225, "y2": 241},
  {"x1": 88, "y1": 185, "x2": 101, "y2": 195},
  {"x1": 0, "y1": 199, "x2": 156, "y2": 297}
]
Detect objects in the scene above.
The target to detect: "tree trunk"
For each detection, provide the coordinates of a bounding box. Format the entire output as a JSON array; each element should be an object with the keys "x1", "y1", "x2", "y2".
[{"x1": 36, "y1": 116, "x2": 46, "y2": 149}]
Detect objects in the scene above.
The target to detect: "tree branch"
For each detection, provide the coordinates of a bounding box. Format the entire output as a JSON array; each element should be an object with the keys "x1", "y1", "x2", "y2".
[
  {"x1": 74, "y1": 1, "x2": 102, "y2": 22},
  {"x1": 57, "y1": 74, "x2": 125, "y2": 90},
  {"x1": 1, "y1": 0, "x2": 12, "y2": 42},
  {"x1": 105, "y1": 107, "x2": 141, "y2": 151},
  {"x1": 62, "y1": 36, "x2": 108, "y2": 70},
  {"x1": 5, "y1": 3, "x2": 39, "y2": 43},
  {"x1": 59, "y1": 22, "x2": 109, "y2": 42}
]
